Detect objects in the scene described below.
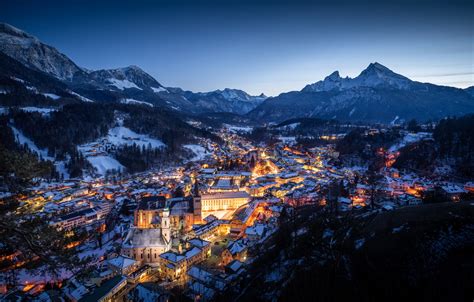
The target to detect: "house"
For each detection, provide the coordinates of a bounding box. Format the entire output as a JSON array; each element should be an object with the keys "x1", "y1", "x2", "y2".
[
  {"x1": 127, "y1": 282, "x2": 170, "y2": 302},
  {"x1": 221, "y1": 239, "x2": 248, "y2": 265},
  {"x1": 245, "y1": 223, "x2": 267, "y2": 241},
  {"x1": 225, "y1": 259, "x2": 245, "y2": 275},
  {"x1": 186, "y1": 266, "x2": 227, "y2": 301},
  {"x1": 159, "y1": 238, "x2": 211, "y2": 281},
  {"x1": 78, "y1": 276, "x2": 127, "y2": 302},
  {"x1": 440, "y1": 184, "x2": 467, "y2": 201},
  {"x1": 107, "y1": 255, "x2": 140, "y2": 276},
  {"x1": 63, "y1": 279, "x2": 89, "y2": 302}
]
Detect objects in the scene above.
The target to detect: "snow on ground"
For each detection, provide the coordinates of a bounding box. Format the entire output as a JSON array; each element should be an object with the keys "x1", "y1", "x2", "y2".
[
  {"x1": 107, "y1": 78, "x2": 142, "y2": 90},
  {"x1": 120, "y1": 98, "x2": 153, "y2": 107},
  {"x1": 86, "y1": 155, "x2": 125, "y2": 175},
  {"x1": 390, "y1": 116, "x2": 400, "y2": 125},
  {"x1": 0, "y1": 88, "x2": 8, "y2": 94},
  {"x1": 389, "y1": 132, "x2": 432, "y2": 152},
  {"x1": 11, "y1": 125, "x2": 52, "y2": 160},
  {"x1": 184, "y1": 144, "x2": 211, "y2": 161},
  {"x1": 68, "y1": 90, "x2": 94, "y2": 102},
  {"x1": 151, "y1": 86, "x2": 168, "y2": 93},
  {"x1": 10, "y1": 125, "x2": 70, "y2": 179},
  {"x1": 107, "y1": 126, "x2": 165, "y2": 148},
  {"x1": 42, "y1": 93, "x2": 61, "y2": 100},
  {"x1": 20, "y1": 107, "x2": 57, "y2": 115},
  {"x1": 16, "y1": 267, "x2": 73, "y2": 285},
  {"x1": 225, "y1": 124, "x2": 253, "y2": 133},
  {"x1": 78, "y1": 120, "x2": 165, "y2": 175}
]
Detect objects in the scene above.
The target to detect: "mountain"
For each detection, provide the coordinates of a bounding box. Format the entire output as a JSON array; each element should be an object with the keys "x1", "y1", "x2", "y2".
[
  {"x1": 249, "y1": 63, "x2": 474, "y2": 123},
  {"x1": 0, "y1": 23, "x2": 84, "y2": 80},
  {"x1": 0, "y1": 22, "x2": 264, "y2": 115},
  {"x1": 183, "y1": 88, "x2": 266, "y2": 114},
  {"x1": 0, "y1": 52, "x2": 93, "y2": 106},
  {"x1": 303, "y1": 63, "x2": 413, "y2": 92},
  {"x1": 85, "y1": 66, "x2": 165, "y2": 91}
]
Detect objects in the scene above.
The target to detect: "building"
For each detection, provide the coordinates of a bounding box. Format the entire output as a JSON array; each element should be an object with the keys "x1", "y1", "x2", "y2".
[
  {"x1": 78, "y1": 276, "x2": 127, "y2": 302},
  {"x1": 186, "y1": 266, "x2": 228, "y2": 301},
  {"x1": 107, "y1": 256, "x2": 140, "y2": 276},
  {"x1": 134, "y1": 196, "x2": 166, "y2": 229},
  {"x1": 121, "y1": 208, "x2": 172, "y2": 265},
  {"x1": 221, "y1": 239, "x2": 248, "y2": 266},
  {"x1": 51, "y1": 208, "x2": 98, "y2": 230},
  {"x1": 200, "y1": 191, "x2": 250, "y2": 213},
  {"x1": 159, "y1": 238, "x2": 211, "y2": 281}
]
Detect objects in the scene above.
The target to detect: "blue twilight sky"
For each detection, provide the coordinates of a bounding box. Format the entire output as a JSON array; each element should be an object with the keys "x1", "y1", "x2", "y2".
[{"x1": 1, "y1": 0, "x2": 473, "y2": 96}]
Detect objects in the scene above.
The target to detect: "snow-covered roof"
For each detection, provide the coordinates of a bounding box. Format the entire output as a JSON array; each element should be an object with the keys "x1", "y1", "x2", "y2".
[
  {"x1": 107, "y1": 255, "x2": 138, "y2": 270},
  {"x1": 159, "y1": 252, "x2": 185, "y2": 263},
  {"x1": 188, "y1": 238, "x2": 210, "y2": 249}
]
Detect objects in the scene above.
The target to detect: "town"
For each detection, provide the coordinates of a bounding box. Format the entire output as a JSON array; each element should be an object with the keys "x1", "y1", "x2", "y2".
[{"x1": 1, "y1": 120, "x2": 473, "y2": 301}]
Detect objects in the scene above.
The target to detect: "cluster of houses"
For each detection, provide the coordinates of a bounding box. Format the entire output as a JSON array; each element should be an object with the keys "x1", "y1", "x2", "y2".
[{"x1": 2, "y1": 124, "x2": 473, "y2": 301}]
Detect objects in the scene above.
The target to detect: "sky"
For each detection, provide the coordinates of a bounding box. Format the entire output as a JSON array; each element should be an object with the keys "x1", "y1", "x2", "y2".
[{"x1": 1, "y1": 0, "x2": 473, "y2": 96}]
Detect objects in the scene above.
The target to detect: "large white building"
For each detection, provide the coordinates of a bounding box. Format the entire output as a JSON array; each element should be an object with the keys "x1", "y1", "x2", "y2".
[{"x1": 200, "y1": 191, "x2": 250, "y2": 212}]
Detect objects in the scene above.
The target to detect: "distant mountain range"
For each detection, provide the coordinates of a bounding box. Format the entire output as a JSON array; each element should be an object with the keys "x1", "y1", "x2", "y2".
[
  {"x1": 0, "y1": 23, "x2": 266, "y2": 115},
  {"x1": 249, "y1": 63, "x2": 474, "y2": 123},
  {"x1": 0, "y1": 22, "x2": 473, "y2": 123}
]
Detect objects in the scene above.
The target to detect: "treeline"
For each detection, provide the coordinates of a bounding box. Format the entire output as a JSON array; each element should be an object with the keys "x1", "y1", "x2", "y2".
[
  {"x1": 114, "y1": 144, "x2": 172, "y2": 174},
  {"x1": 10, "y1": 103, "x2": 115, "y2": 159},
  {"x1": 434, "y1": 114, "x2": 474, "y2": 159},
  {"x1": 395, "y1": 115, "x2": 474, "y2": 177},
  {"x1": 121, "y1": 104, "x2": 221, "y2": 151},
  {"x1": 336, "y1": 129, "x2": 401, "y2": 158},
  {"x1": 0, "y1": 116, "x2": 57, "y2": 191}
]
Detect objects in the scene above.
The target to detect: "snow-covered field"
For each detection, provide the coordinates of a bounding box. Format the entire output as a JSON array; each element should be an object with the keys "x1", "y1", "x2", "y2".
[
  {"x1": 276, "y1": 122, "x2": 300, "y2": 130},
  {"x1": 42, "y1": 93, "x2": 61, "y2": 100},
  {"x1": 184, "y1": 144, "x2": 211, "y2": 161},
  {"x1": 107, "y1": 78, "x2": 142, "y2": 90},
  {"x1": 107, "y1": 126, "x2": 165, "y2": 148},
  {"x1": 120, "y1": 98, "x2": 153, "y2": 107},
  {"x1": 10, "y1": 125, "x2": 70, "y2": 178},
  {"x1": 224, "y1": 124, "x2": 253, "y2": 133},
  {"x1": 20, "y1": 107, "x2": 57, "y2": 115},
  {"x1": 78, "y1": 120, "x2": 165, "y2": 175},
  {"x1": 151, "y1": 86, "x2": 168, "y2": 93},
  {"x1": 68, "y1": 90, "x2": 94, "y2": 102},
  {"x1": 389, "y1": 132, "x2": 432, "y2": 152},
  {"x1": 85, "y1": 155, "x2": 125, "y2": 175}
]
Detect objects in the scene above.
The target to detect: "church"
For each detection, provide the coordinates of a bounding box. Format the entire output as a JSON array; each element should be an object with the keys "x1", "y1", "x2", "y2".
[{"x1": 121, "y1": 202, "x2": 172, "y2": 265}]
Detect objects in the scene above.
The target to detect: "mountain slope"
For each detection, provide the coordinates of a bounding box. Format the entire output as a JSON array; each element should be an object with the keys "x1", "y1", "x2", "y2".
[
  {"x1": 249, "y1": 63, "x2": 474, "y2": 123},
  {"x1": 0, "y1": 22, "x2": 264, "y2": 115},
  {"x1": 0, "y1": 23, "x2": 84, "y2": 80}
]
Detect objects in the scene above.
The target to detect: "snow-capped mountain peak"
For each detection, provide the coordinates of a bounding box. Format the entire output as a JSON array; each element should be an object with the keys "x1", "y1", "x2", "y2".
[
  {"x1": 303, "y1": 62, "x2": 413, "y2": 92},
  {"x1": 353, "y1": 62, "x2": 412, "y2": 89},
  {"x1": 0, "y1": 22, "x2": 83, "y2": 80},
  {"x1": 303, "y1": 70, "x2": 348, "y2": 92},
  {"x1": 88, "y1": 65, "x2": 163, "y2": 91}
]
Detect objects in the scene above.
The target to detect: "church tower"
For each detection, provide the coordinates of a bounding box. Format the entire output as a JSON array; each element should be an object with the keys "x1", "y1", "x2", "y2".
[
  {"x1": 192, "y1": 180, "x2": 202, "y2": 224},
  {"x1": 161, "y1": 208, "x2": 171, "y2": 244}
]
